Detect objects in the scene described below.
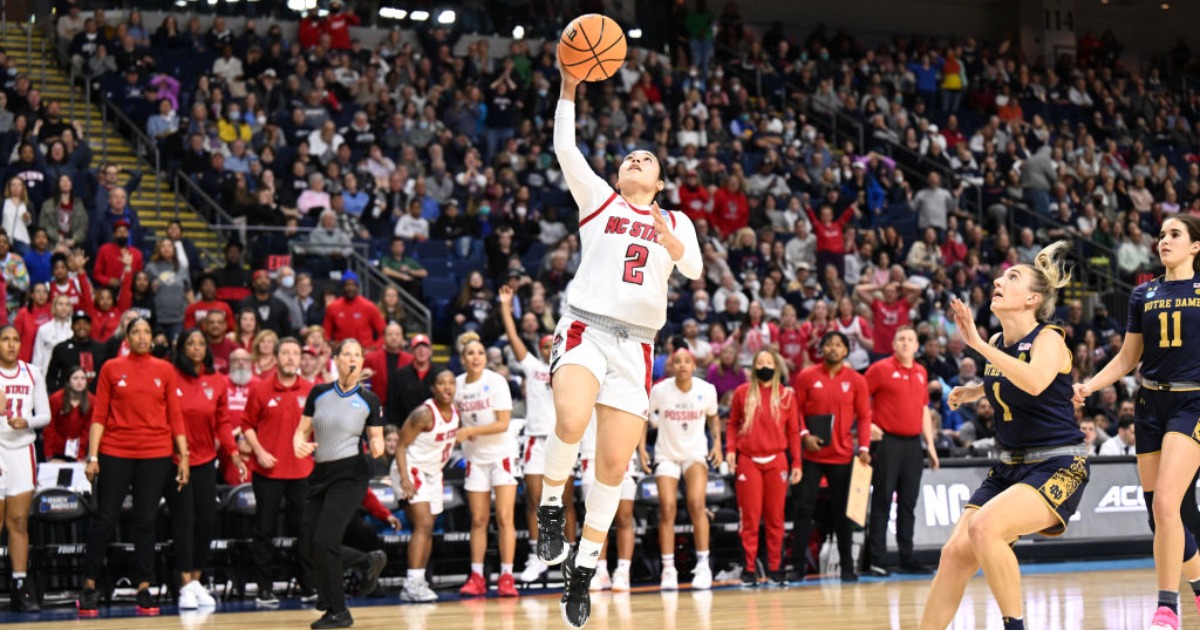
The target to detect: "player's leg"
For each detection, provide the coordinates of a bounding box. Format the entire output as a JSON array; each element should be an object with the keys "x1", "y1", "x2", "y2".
[
  {"x1": 656, "y1": 465, "x2": 681, "y2": 588},
  {"x1": 539, "y1": 349, "x2": 600, "y2": 565},
  {"x1": 919, "y1": 508, "x2": 981, "y2": 630},
  {"x1": 967, "y1": 484, "x2": 1059, "y2": 626},
  {"x1": 493, "y1": 479, "x2": 519, "y2": 597},
  {"x1": 611, "y1": 497, "x2": 635, "y2": 592},
  {"x1": 402, "y1": 498, "x2": 439, "y2": 603},
  {"x1": 1152, "y1": 434, "x2": 1200, "y2": 617},
  {"x1": 683, "y1": 461, "x2": 713, "y2": 587},
  {"x1": 577, "y1": 406, "x2": 644, "y2": 570},
  {"x1": 461, "y1": 480, "x2": 493, "y2": 597},
  {"x1": 522, "y1": 435, "x2": 546, "y2": 581}
]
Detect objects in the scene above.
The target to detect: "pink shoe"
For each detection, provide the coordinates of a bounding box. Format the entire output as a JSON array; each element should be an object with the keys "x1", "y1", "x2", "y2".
[
  {"x1": 1150, "y1": 605, "x2": 1180, "y2": 629},
  {"x1": 1195, "y1": 595, "x2": 1200, "y2": 618}
]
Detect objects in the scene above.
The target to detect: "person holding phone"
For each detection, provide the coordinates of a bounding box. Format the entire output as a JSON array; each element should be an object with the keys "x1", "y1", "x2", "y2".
[{"x1": 790, "y1": 331, "x2": 872, "y2": 582}]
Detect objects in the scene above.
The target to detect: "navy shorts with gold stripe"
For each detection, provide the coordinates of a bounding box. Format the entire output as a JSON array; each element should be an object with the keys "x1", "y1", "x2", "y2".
[
  {"x1": 966, "y1": 455, "x2": 1090, "y2": 536},
  {"x1": 1135, "y1": 389, "x2": 1200, "y2": 455}
]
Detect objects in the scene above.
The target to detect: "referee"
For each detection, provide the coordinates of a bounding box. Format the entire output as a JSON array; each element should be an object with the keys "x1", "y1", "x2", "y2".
[
  {"x1": 293, "y1": 339, "x2": 383, "y2": 629},
  {"x1": 863, "y1": 326, "x2": 939, "y2": 576}
]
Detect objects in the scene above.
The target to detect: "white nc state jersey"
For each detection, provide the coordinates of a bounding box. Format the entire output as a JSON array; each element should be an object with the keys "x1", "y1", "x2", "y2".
[
  {"x1": 408, "y1": 399, "x2": 460, "y2": 469},
  {"x1": 519, "y1": 354, "x2": 554, "y2": 436},
  {"x1": 456, "y1": 369, "x2": 514, "y2": 462},
  {"x1": 649, "y1": 377, "x2": 719, "y2": 463},
  {"x1": 555, "y1": 100, "x2": 703, "y2": 330},
  {"x1": 0, "y1": 361, "x2": 50, "y2": 449}
]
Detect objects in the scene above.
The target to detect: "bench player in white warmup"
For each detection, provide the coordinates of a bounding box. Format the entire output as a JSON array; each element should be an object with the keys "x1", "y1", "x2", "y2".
[
  {"x1": 643, "y1": 347, "x2": 720, "y2": 590},
  {"x1": 392, "y1": 370, "x2": 459, "y2": 603},
  {"x1": 456, "y1": 339, "x2": 519, "y2": 598},
  {"x1": 497, "y1": 285, "x2": 578, "y2": 584},
  {"x1": 537, "y1": 49, "x2": 703, "y2": 628}
]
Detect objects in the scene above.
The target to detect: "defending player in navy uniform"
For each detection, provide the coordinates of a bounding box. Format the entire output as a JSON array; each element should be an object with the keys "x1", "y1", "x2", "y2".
[
  {"x1": 1077, "y1": 215, "x2": 1200, "y2": 630},
  {"x1": 921, "y1": 242, "x2": 1088, "y2": 630}
]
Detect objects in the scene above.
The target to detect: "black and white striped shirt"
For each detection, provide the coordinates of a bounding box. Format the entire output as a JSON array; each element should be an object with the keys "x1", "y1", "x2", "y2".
[{"x1": 303, "y1": 382, "x2": 382, "y2": 463}]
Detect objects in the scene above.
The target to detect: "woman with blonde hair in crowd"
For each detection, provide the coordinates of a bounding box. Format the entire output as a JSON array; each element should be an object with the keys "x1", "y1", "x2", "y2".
[{"x1": 251, "y1": 330, "x2": 279, "y2": 376}]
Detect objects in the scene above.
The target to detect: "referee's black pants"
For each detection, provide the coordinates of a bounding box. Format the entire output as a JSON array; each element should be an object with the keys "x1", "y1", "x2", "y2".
[
  {"x1": 252, "y1": 473, "x2": 313, "y2": 595},
  {"x1": 303, "y1": 455, "x2": 369, "y2": 614},
  {"x1": 865, "y1": 434, "x2": 925, "y2": 569}
]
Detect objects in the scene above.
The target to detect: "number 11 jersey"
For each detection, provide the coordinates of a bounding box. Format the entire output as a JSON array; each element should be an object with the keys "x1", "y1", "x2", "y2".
[{"x1": 1128, "y1": 273, "x2": 1200, "y2": 382}]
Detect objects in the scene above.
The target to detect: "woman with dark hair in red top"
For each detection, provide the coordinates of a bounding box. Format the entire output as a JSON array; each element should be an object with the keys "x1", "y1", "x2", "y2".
[
  {"x1": 168, "y1": 328, "x2": 246, "y2": 610},
  {"x1": 13, "y1": 283, "x2": 48, "y2": 363},
  {"x1": 78, "y1": 317, "x2": 189, "y2": 617},
  {"x1": 726, "y1": 349, "x2": 802, "y2": 587},
  {"x1": 44, "y1": 365, "x2": 93, "y2": 461}
]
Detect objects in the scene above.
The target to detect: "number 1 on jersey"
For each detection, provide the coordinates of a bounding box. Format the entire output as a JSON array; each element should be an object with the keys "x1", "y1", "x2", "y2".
[
  {"x1": 1159, "y1": 311, "x2": 1183, "y2": 348},
  {"x1": 623, "y1": 244, "x2": 649, "y2": 285},
  {"x1": 992, "y1": 382, "x2": 1013, "y2": 422}
]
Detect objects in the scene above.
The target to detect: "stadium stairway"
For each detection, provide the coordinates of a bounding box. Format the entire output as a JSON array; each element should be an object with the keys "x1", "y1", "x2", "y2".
[{"x1": 1, "y1": 24, "x2": 220, "y2": 258}]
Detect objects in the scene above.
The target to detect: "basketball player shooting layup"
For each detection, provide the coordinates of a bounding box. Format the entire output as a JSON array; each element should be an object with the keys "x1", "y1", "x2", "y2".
[{"x1": 536, "y1": 47, "x2": 703, "y2": 628}]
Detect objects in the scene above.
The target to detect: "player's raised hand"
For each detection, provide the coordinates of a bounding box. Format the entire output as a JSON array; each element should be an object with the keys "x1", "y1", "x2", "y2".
[{"x1": 651, "y1": 202, "x2": 684, "y2": 261}]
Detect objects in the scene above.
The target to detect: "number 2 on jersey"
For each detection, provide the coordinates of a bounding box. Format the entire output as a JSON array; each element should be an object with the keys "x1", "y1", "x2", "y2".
[
  {"x1": 622, "y1": 244, "x2": 649, "y2": 285},
  {"x1": 1159, "y1": 311, "x2": 1183, "y2": 348},
  {"x1": 992, "y1": 382, "x2": 1013, "y2": 422}
]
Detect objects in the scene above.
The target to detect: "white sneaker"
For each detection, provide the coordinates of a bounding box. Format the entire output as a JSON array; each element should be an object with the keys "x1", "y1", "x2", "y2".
[
  {"x1": 691, "y1": 564, "x2": 712, "y2": 590},
  {"x1": 611, "y1": 568, "x2": 631, "y2": 592},
  {"x1": 401, "y1": 578, "x2": 439, "y2": 603},
  {"x1": 189, "y1": 581, "x2": 216, "y2": 607},
  {"x1": 177, "y1": 582, "x2": 198, "y2": 610},
  {"x1": 660, "y1": 567, "x2": 678, "y2": 591},
  {"x1": 589, "y1": 568, "x2": 611, "y2": 591},
  {"x1": 519, "y1": 555, "x2": 548, "y2": 583}
]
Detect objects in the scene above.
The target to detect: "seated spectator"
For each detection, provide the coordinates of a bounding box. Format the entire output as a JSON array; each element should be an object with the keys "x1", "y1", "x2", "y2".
[
  {"x1": 296, "y1": 173, "x2": 332, "y2": 220},
  {"x1": 44, "y1": 365, "x2": 94, "y2": 462},
  {"x1": 393, "y1": 198, "x2": 429, "y2": 242},
  {"x1": 379, "y1": 238, "x2": 427, "y2": 299},
  {"x1": 212, "y1": 241, "x2": 252, "y2": 305},
  {"x1": 302, "y1": 209, "x2": 354, "y2": 259}
]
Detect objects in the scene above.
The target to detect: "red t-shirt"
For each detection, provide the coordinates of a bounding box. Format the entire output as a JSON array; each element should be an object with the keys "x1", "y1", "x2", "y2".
[
  {"x1": 184, "y1": 300, "x2": 236, "y2": 330},
  {"x1": 321, "y1": 13, "x2": 360, "y2": 50},
  {"x1": 93, "y1": 353, "x2": 186, "y2": 459},
  {"x1": 865, "y1": 356, "x2": 928, "y2": 437},
  {"x1": 677, "y1": 185, "x2": 711, "y2": 225},
  {"x1": 871, "y1": 297, "x2": 912, "y2": 355},
  {"x1": 209, "y1": 337, "x2": 239, "y2": 374},
  {"x1": 13, "y1": 304, "x2": 48, "y2": 363},
  {"x1": 807, "y1": 206, "x2": 854, "y2": 254},
  {"x1": 93, "y1": 244, "x2": 143, "y2": 291},
  {"x1": 242, "y1": 373, "x2": 315, "y2": 479},
  {"x1": 777, "y1": 325, "x2": 806, "y2": 369},
  {"x1": 725, "y1": 383, "x2": 801, "y2": 462},
  {"x1": 792, "y1": 364, "x2": 872, "y2": 464},
  {"x1": 175, "y1": 370, "x2": 237, "y2": 466},
  {"x1": 711, "y1": 188, "x2": 748, "y2": 237}
]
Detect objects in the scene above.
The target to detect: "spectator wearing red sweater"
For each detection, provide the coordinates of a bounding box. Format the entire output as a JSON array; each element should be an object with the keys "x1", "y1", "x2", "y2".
[
  {"x1": 80, "y1": 317, "x2": 188, "y2": 616},
  {"x1": 183, "y1": 275, "x2": 235, "y2": 330},
  {"x1": 323, "y1": 272, "x2": 385, "y2": 349},
  {"x1": 726, "y1": 350, "x2": 801, "y2": 586},
  {"x1": 241, "y1": 337, "x2": 315, "y2": 603},
  {"x1": 13, "y1": 283, "x2": 49, "y2": 364},
  {"x1": 790, "y1": 331, "x2": 872, "y2": 582},
  {"x1": 710, "y1": 175, "x2": 749, "y2": 238},
  {"x1": 856, "y1": 281, "x2": 922, "y2": 358},
  {"x1": 675, "y1": 171, "x2": 712, "y2": 224},
  {"x1": 45, "y1": 366, "x2": 93, "y2": 461},
  {"x1": 168, "y1": 329, "x2": 245, "y2": 609},
  {"x1": 92, "y1": 221, "x2": 143, "y2": 293},
  {"x1": 297, "y1": 10, "x2": 322, "y2": 48},
  {"x1": 362, "y1": 322, "x2": 413, "y2": 407},
  {"x1": 89, "y1": 281, "x2": 133, "y2": 343},
  {"x1": 806, "y1": 202, "x2": 856, "y2": 279},
  {"x1": 321, "y1": 0, "x2": 360, "y2": 50},
  {"x1": 218, "y1": 348, "x2": 257, "y2": 486}
]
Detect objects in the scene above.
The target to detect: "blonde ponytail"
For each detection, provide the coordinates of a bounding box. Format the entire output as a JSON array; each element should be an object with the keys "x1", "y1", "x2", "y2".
[{"x1": 1031, "y1": 240, "x2": 1072, "y2": 322}]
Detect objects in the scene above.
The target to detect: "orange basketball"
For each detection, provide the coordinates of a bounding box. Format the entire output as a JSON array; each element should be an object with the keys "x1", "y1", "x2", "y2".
[{"x1": 559, "y1": 14, "x2": 627, "y2": 82}]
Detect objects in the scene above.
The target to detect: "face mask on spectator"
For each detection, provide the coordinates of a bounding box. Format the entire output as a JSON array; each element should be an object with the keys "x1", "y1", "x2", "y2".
[
  {"x1": 694, "y1": 299, "x2": 708, "y2": 312},
  {"x1": 755, "y1": 367, "x2": 775, "y2": 382},
  {"x1": 516, "y1": 206, "x2": 527, "y2": 218},
  {"x1": 229, "y1": 110, "x2": 242, "y2": 122}
]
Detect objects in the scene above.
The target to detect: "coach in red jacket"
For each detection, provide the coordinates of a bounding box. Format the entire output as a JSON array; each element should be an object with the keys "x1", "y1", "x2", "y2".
[
  {"x1": 790, "y1": 330, "x2": 872, "y2": 582},
  {"x1": 241, "y1": 337, "x2": 315, "y2": 603},
  {"x1": 323, "y1": 272, "x2": 385, "y2": 349}
]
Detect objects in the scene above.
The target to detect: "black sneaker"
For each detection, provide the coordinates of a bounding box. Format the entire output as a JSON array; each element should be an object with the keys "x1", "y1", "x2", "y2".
[
  {"x1": 310, "y1": 609, "x2": 353, "y2": 629},
  {"x1": 897, "y1": 562, "x2": 933, "y2": 575},
  {"x1": 559, "y1": 548, "x2": 595, "y2": 629},
  {"x1": 135, "y1": 588, "x2": 160, "y2": 615},
  {"x1": 766, "y1": 570, "x2": 787, "y2": 587},
  {"x1": 77, "y1": 587, "x2": 99, "y2": 617},
  {"x1": 740, "y1": 570, "x2": 758, "y2": 587},
  {"x1": 537, "y1": 504, "x2": 569, "y2": 565},
  {"x1": 840, "y1": 568, "x2": 859, "y2": 582},
  {"x1": 359, "y1": 550, "x2": 387, "y2": 596},
  {"x1": 868, "y1": 565, "x2": 892, "y2": 578},
  {"x1": 13, "y1": 580, "x2": 40, "y2": 612}
]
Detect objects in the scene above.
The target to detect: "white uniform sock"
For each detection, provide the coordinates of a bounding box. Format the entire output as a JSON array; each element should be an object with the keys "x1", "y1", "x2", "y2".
[
  {"x1": 471, "y1": 563, "x2": 484, "y2": 576},
  {"x1": 501, "y1": 563, "x2": 513, "y2": 576},
  {"x1": 695, "y1": 550, "x2": 710, "y2": 566},
  {"x1": 616, "y1": 559, "x2": 631, "y2": 573},
  {"x1": 577, "y1": 538, "x2": 605, "y2": 570},
  {"x1": 407, "y1": 568, "x2": 426, "y2": 582},
  {"x1": 662, "y1": 554, "x2": 675, "y2": 569},
  {"x1": 540, "y1": 432, "x2": 581, "y2": 505}
]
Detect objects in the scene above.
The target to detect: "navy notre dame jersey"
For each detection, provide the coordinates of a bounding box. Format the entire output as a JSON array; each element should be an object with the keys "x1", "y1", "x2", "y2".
[
  {"x1": 1127, "y1": 273, "x2": 1200, "y2": 382},
  {"x1": 981, "y1": 323, "x2": 1082, "y2": 450}
]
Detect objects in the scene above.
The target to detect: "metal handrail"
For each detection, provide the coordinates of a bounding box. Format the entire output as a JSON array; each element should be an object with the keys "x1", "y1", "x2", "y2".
[
  {"x1": 97, "y1": 92, "x2": 162, "y2": 217},
  {"x1": 347, "y1": 248, "x2": 432, "y2": 337}
]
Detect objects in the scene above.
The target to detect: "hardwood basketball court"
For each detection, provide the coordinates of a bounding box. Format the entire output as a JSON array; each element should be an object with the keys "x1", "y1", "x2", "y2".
[{"x1": 0, "y1": 560, "x2": 1190, "y2": 629}]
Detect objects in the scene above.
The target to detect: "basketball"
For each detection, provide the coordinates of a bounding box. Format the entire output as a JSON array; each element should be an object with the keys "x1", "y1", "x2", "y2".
[{"x1": 559, "y1": 14, "x2": 627, "y2": 82}]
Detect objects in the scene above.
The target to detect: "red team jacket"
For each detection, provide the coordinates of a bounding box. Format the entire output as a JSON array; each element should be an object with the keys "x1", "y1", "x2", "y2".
[
  {"x1": 725, "y1": 383, "x2": 801, "y2": 462},
  {"x1": 241, "y1": 373, "x2": 315, "y2": 479},
  {"x1": 175, "y1": 370, "x2": 238, "y2": 466},
  {"x1": 44, "y1": 389, "x2": 93, "y2": 460},
  {"x1": 323, "y1": 296, "x2": 385, "y2": 349},
  {"x1": 93, "y1": 354, "x2": 186, "y2": 459},
  {"x1": 792, "y1": 364, "x2": 872, "y2": 464}
]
